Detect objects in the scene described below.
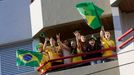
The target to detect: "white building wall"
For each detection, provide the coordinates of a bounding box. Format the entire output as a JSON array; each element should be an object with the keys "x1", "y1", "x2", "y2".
[
  {"x1": 30, "y1": 0, "x2": 44, "y2": 36},
  {"x1": 110, "y1": 0, "x2": 117, "y2": 4},
  {"x1": 111, "y1": 1, "x2": 134, "y2": 75},
  {"x1": 0, "y1": 0, "x2": 32, "y2": 45},
  {"x1": 118, "y1": 42, "x2": 134, "y2": 75},
  {"x1": 117, "y1": 12, "x2": 134, "y2": 75}
]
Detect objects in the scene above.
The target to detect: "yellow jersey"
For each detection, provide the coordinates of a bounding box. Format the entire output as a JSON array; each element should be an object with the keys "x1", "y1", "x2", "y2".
[
  {"x1": 40, "y1": 53, "x2": 51, "y2": 72},
  {"x1": 45, "y1": 46, "x2": 62, "y2": 62},
  {"x1": 101, "y1": 37, "x2": 115, "y2": 57},
  {"x1": 72, "y1": 49, "x2": 82, "y2": 63}
]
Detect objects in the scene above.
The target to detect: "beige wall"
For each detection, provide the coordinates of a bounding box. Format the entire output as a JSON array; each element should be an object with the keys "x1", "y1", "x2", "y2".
[
  {"x1": 47, "y1": 61, "x2": 119, "y2": 75},
  {"x1": 19, "y1": 61, "x2": 120, "y2": 75},
  {"x1": 41, "y1": 0, "x2": 111, "y2": 27},
  {"x1": 30, "y1": 0, "x2": 112, "y2": 36}
]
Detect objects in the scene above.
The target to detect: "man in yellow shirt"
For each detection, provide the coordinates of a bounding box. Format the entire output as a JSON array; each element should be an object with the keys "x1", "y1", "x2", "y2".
[
  {"x1": 44, "y1": 37, "x2": 63, "y2": 66},
  {"x1": 39, "y1": 52, "x2": 51, "y2": 73},
  {"x1": 100, "y1": 26, "x2": 115, "y2": 62},
  {"x1": 36, "y1": 42, "x2": 51, "y2": 73}
]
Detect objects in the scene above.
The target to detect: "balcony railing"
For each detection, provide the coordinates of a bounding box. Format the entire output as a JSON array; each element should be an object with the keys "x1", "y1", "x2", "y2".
[
  {"x1": 118, "y1": 28, "x2": 134, "y2": 49},
  {"x1": 36, "y1": 28, "x2": 134, "y2": 75},
  {"x1": 37, "y1": 47, "x2": 117, "y2": 75}
]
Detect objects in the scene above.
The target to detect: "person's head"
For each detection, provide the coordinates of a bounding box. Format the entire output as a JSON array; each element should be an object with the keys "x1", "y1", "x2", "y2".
[
  {"x1": 50, "y1": 37, "x2": 56, "y2": 46},
  {"x1": 73, "y1": 30, "x2": 81, "y2": 39},
  {"x1": 63, "y1": 40, "x2": 69, "y2": 46},
  {"x1": 36, "y1": 43, "x2": 44, "y2": 52},
  {"x1": 71, "y1": 40, "x2": 77, "y2": 48},
  {"x1": 81, "y1": 35, "x2": 86, "y2": 42},
  {"x1": 88, "y1": 38, "x2": 96, "y2": 46},
  {"x1": 105, "y1": 31, "x2": 111, "y2": 39}
]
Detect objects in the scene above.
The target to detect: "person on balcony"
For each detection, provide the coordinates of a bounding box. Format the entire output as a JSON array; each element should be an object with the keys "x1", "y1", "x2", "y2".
[
  {"x1": 56, "y1": 34, "x2": 71, "y2": 64},
  {"x1": 87, "y1": 35, "x2": 102, "y2": 65},
  {"x1": 43, "y1": 37, "x2": 63, "y2": 66},
  {"x1": 36, "y1": 42, "x2": 51, "y2": 72},
  {"x1": 71, "y1": 31, "x2": 83, "y2": 63},
  {"x1": 73, "y1": 30, "x2": 88, "y2": 60},
  {"x1": 80, "y1": 35, "x2": 89, "y2": 60},
  {"x1": 36, "y1": 43, "x2": 44, "y2": 53},
  {"x1": 100, "y1": 26, "x2": 115, "y2": 62},
  {"x1": 80, "y1": 35, "x2": 88, "y2": 52}
]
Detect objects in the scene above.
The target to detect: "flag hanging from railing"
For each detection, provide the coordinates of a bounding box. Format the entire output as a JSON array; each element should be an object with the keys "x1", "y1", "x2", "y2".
[
  {"x1": 76, "y1": 2, "x2": 104, "y2": 29},
  {"x1": 16, "y1": 49, "x2": 43, "y2": 67}
]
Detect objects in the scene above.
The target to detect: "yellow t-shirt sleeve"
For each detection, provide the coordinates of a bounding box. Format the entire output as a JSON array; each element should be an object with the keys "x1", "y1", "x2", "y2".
[
  {"x1": 101, "y1": 37, "x2": 107, "y2": 43},
  {"x1": 111, "y1": 40, "x2": 115, "y2": 47}
]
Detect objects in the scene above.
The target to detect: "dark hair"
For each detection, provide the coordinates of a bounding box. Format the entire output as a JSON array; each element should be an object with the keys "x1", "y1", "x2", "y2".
[
  {"x1": 63, "y1": 40, "x2": 71, "y2": 48},
  {"x1": 46, "y1": 41, "x2": 50, "y2": 46},
  {"x1": 50, "y1": 37, "x2": 56, "y2": 41},
  {"x1": 73, "y1": 29, "x2": 81, "y2": 33}
]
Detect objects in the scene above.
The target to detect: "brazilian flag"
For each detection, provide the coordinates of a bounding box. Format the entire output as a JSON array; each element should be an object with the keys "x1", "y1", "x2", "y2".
[
  {"x1": 76, "y1": 2, "x2": 104, "y2": 29},
  {"x1": 16, "y1": 49, "x2": 43, "y2": 67}
]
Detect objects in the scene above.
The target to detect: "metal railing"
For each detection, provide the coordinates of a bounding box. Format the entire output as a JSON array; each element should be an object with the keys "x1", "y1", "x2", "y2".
[
  {"x1": 118, "y1": 36, "x2": 134, "y2": 49},
  {"x1": 117, "y1": 28, "x2": 134, "y2": 49},
  {"x1": 37, "y1": 47, "x2": 116, "y2": 75},
  {"x1": 117, "y1": 28, "x2": 134, "y2": 41},
  {"x1": 36, "y1": 28, "x2": 134, "y2": 75}
]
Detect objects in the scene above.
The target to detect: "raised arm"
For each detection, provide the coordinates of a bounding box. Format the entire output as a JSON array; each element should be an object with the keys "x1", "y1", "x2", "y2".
[
  {"x1": 73, "y1": 31, "x2": 81, "y2": 50},
  {"x1": 43, "y1": 37, "x2": 49, "y2": 50},
  {"x1": 100, "y1": 26, "x2": 105, "y2": 38},
  {"x1": 56, "y1": 34, "x2": 70, "y2": 50}
]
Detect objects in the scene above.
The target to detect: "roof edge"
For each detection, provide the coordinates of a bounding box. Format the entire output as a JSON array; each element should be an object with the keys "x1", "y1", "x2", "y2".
[{"x1": 111, "y1": 0, "x2": 122, "y2": 7}]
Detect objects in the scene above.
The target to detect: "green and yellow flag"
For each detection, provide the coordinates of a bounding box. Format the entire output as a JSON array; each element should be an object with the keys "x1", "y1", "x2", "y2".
[
  {"x1": 76, "y1": 2, "x2": 104, "y2": 29},
  {"x1": 16, "y1": 49, "x2": 43, "y2": 67}
]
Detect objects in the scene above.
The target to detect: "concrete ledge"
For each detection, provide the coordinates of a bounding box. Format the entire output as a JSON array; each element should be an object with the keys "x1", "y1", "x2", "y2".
[{"x1": 47, "y1": 61, "x2": 119, "y2": 75}]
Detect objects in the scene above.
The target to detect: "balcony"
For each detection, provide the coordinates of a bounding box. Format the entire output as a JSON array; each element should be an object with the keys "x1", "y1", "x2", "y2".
[{"x1": 30, "y1": 0, "x2": 112, "y2": 37}]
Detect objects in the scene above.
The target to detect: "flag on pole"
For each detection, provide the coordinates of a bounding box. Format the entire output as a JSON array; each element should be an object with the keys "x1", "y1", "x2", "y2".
[
  {"x1": 16, "y1": 49, "x2": 43, "y2": 67},
  {"x1": 76, "y1": 2, "x2": 104, "y2": 29}
]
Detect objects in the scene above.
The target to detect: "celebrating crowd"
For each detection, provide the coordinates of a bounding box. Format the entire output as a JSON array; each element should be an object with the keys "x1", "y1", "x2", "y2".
[{"x1": 37, "y1": 27, "x2": 116, "y2": 67}]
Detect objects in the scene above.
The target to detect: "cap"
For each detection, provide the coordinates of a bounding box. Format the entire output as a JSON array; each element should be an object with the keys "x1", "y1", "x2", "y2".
[{"x1": 89, "y1": 35, "x2": 96, "y2": 41}]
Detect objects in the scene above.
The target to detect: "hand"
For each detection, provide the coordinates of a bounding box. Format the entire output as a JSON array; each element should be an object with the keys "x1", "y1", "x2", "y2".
[
  {"x1": 101, "y1": 26, "x2": 105, "y2": 31},
  {"x1": 45, "y1": 37, "x2": 49, "y2": 42},
  {"x1": 73, "y1": 31, "x2": 80, "y2": 37},
  {"x1": 56, "y1": 33, "x2": 60, "y2": 40}
]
